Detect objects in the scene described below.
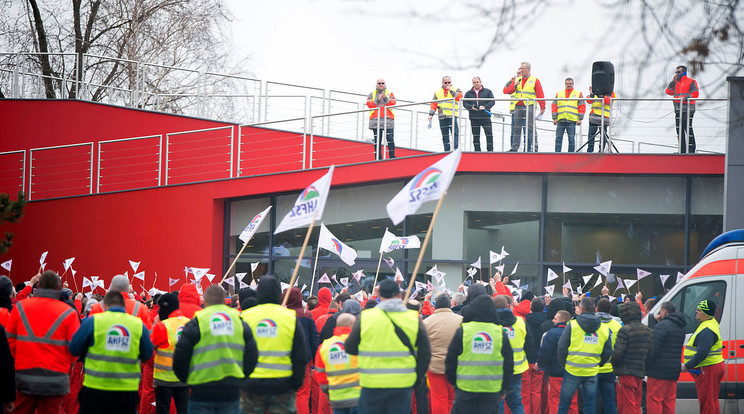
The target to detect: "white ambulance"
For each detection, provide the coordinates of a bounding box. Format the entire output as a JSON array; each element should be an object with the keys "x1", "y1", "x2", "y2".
[{"x1": 644, "y1": 229, "x2": 744, "y2": 413}]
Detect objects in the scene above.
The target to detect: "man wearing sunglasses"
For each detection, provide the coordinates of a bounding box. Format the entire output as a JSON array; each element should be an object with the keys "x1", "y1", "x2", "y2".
[
  {"x1": 665, "y1": 65, "x2": 699, "y2": 153},
  {"x1": 367, "y1": 79, "x2": 397, "y2": 160},
  {"x1": 428, "y1": 76, "x2": 463, "y2": 152}
]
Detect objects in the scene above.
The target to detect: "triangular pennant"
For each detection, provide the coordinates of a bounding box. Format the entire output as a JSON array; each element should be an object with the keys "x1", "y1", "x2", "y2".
[
  {"x1": 624, "y1": 279, "x2": 637, "y2": 289},
  {"x1": 354, "y1": 291, "x2": 365, "y2": 302},
  {"x1": 39, "y1": 251, "x2": 48, "y2": 265},
  {"x1": 425, "y1": 265, "x2": 439, "y2": 276},
  {"x1": 318, "y1": 273, "x2": 332, "y2": 284},
  {"x1": 250, "y1": 262, "x2": 259, "y2": 273},
  {"x1": 659, "y1": 274, "x2": 670, "y2": 286},
  {"x1": 191, "y1": 267, "x2": 210, "y2": 279},
  {"x1": 331, "y1": 274, "x2": 339, "y2": 284},
  {"x1": 562, "y1": 281, "x2": 572, "y2": 290},
  {"x1": 616, "y1": 277, "x2": 625, "y2": 289},
  {"x1": 301, "y1": 284, "x2": 307, "y2": 293},
  {"x1": 340, "y1": 277, "x2": 349, "y2": 287},
  {"x1": 544, "y1": 285, "x2": 555, "y2": 297},
  {"x1": 594, "y1": 260, "x2": 612, "y2": 277},
  {"x1": 489, "y1": 250, "x2": 505, "y2": 264},
  {"x1": 129, "y1": 260, "x2": 141, "y2": 273},
  {"x1": 352, "y1": 269, "x2": 364, "y2": 282},
  {"x1": 71, "y1": 268, "x2": 77, "y2": 276},
  {"x1": 82, "y1": 277, "x2": 92, "y2": 288},
  {"x1": 676, "y1": 271, "x2": 685, "y2": 283},
  {"x1": 470, "y1": 257, "x2": 481, "y2": 270},
  {"x1": 240, "y1": 280, "x2": 249, "y2": 289},
  {"x1": 205, "y1": 273, "x2": 217, "y2": 282},
  {"x1": 582, "y1": 274, "x2": 593, "y2": 286},
  {"x1": 0, "y1": 259, "x2": 10, "y2": 272},
  {"x1": 466, "y1": 267, "x2": 477, "y2": 278},
  {"x1": 509, "y1": 262, "x2": 519, "y2": 276},
  {"x1": 563, "y1": 263, "x2": 572, "y2": 274},
  {"x1": 383, "y1": 257, "x2": 395, "y2": 269},
  {"x1": 547, "y1": 268, "x2": 559, "y2": 282},
  {"x1": 415, "y1": 281, "x2": 426, "y2": 291},
  {"x1": 280, "y1": 282, "x2": 290, "y2": 291},
  {"x1": 495, "y1": 264, "x2": 505, "y2": 275},
  {"x1": 427, "y1": 281, "x2": 435, "y2": 292},
  {"x1": 224, "y1": 277, "x2": 235, "y2": 286},
  {"x1": 63, "y1": 257, "x2": 75, "y2": 271},
  {"x1": 133, "y1": 271, "x2": 145, "y2": 281},
  {"x1": 500, "y1": 245, "x2": 509, "y2": 258},
  {"x1": 593, "y1": 275, "x2": 603, "y2": 289},
  {"x1": 394, "y1": 267, "x2": 404, "y2": 282},
  {"x1": 510, "y1": 279, "x2": 521, "y2": 288},
  {"x1": 637, "y1": 269, "x2": 652, "y2": 280},
  {"x1": 577, "y1": 285, "x2": 583, "y2": 294}
]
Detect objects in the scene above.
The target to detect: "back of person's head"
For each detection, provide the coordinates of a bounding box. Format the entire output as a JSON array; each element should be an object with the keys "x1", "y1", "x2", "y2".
[
  {"x1": 492, "y1": 295, "x2": 509, "y2": 310},
  {"x1": 238, "y1": 287, "x2": 256, "y2": 304},
  {"x1": 503, "y1": 294, "x2": 514, "y2": 307},
  {"x1": 555, "y1": 310, "x2": 571, "y2": 323},
  {"x1": 435, "y1": 293, "x2": 451, "y2": 309},
  {"x1": 157, "y1": 293, "x2": 180, "y2": 320},
  {"x1": 337, "y1": 313, "x2": 356, "y2": 328},
  {"x1": 0, "y1": 276, "x2": 15, "y2": 299},
  {"x1": 580, "y1": 297, "x2": 595, "y2": 313},
  {"x1": 15, "y1": 282, "x2": 26, "y2": 294},
  {"x1": 451, "y1": 292, "x2": 465, "y2": 306},
  {"x1": 341, "y1": 299, "x2": 362, "y2": 317},
  {"x1": 204, "y1": 285, "x2": 225, "y2": 306},
  {"x1": 530, "y1": 297, "x2": 545, "y2": 313},
  {"x1": 230, "y1": 294, "x2": 239, "y2": 308},
  {"x1": 364, "y1": 298, "x2": 378, "y2": 309},
  {"x1": 38, "y1": 270, "x2": 61, "y2": 290},
  {"x1": 597, "y1": 298, "x2": 611, "y2": 313},
  {"x1": 241, "y1": 297, "x2": 258, "y2": 310},
  {"x1": 307, "y1": 296, "x2": 319, "y2": 310},
  {"x1": 378, "y1": 279, "x2": 400, "y2": 299},
  {"x1": 104, "y1": 291, "x2": 125, "y2": 309},
  {"x1": 109, "y1": 274, "x2": 130, "y2": 293},
  {"x1": 335, "y1": 292, "x2": 352, "y2": 304},
  {"x1": 644, "y1": 298, "x2": 655, "y2": 311},
  {"x1": 407, "y1": 300, "x2": 420, "y2": 311},
  {"x1": 256, "y1": 275, "x2": 281, "y2": 304},
  {"x1": 660, "y1": 301, "x2": 676, "y2": 314}
]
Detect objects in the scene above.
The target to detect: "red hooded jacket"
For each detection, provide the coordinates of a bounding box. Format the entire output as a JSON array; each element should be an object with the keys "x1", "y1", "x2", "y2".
[{"x1": 177, "y1": 284, "x2": 203, "y2": 318}]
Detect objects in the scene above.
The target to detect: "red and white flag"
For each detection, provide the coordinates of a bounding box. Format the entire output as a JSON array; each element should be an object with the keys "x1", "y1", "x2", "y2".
[
  {"x1": 318, "y1": 273, "x2": 332, "y2": 284},
  {"x1": 169, "y1": 278, "x2": 179, "y2": 287}
]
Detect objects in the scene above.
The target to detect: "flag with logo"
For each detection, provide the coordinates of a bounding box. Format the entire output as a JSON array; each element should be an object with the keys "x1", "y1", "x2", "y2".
[
  {"x1": 0, "y1": 260, "x2": 10, "y2": 272},
  {"x1": 547, "y1": 268, "x2": 559, "y2": 282},
  {"x1": 275, "y1": 166, "x2": 335, "y2": 234},
  {"x1": 240, "y1": 206, "x2": 272, "y2": 243},
  {"x1": 383, "y1": 257, "x2": 395, "y2": 269},
  {"x1": 169, "y1": 278, "x2": 179, "y2": 287},
  {"x1": 637, "y1": 268, "x2": 652, "y2": 280},
  {"x1": 466, "y1": 267, "x2": 477, "y2": 279},
  {"x1": 129, "y1": 260, "x2": 140, "y2": 273},
  {"x1": 470, "y1": 257, "x2": 481, "y2": 270},
  {"x1": 379, "y1": 229, "x2": 421, "y2": 253},
  {"x1": 63, "y1": 257, "x2": 75, "y2": 271},
  {"x1": 676, "y1": 271, "x2": 685, "y2": 283},
  {"x1": 353, "y1": 269, "x2": 364, "y2": 283},
  {"x1": 594, "y1": 260, "x2": 612, "y2": 276},
  {"x1": 318, "y1": 273, "x2": 332, "y2": 284},
  {"x1": 386, "y1": 148, "x2": 462, "y2": 225},
  {"x1": 545, "y1": 285, "x2": 555, "y2": 297},
  {"x1": 133, "y1": 271, "x2": 145, "y2": 281},
  {"x1": 318, "y1": 223, "x2": 357, "y2": 266},
  {"x1": 659, "y1": 274, "x2": 670, "y2": 286},
  {"x1": 563, "y1": 263, "x2": 572, "y2": 274}
]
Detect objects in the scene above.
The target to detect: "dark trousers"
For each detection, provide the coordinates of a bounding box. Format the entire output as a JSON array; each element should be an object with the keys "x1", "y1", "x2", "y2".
[
  {"x1": 155, "y1": 385, "x2": 189, "y2": 414},
  {"x1": 79, "y1": 386, "x2": 139, "y2": 414},
  {"x1": 586, "y1": 121, "x2": 609, "y2": 153},
  {"x1": 439, "y1": 117, "x2": 459, "y2": 151},
  {"x1": 413, "y1": 378, "x2": 429, "y2": 414},
  {"x1": 358, "y1": 387, "x2": 412, "y2": 414},
  {"x1": 511, "y1": 105, "x2": 535, "y2": 152},
  {"x1": 451, "y1": 388, "x2": 501, "y2": 414},
  {"x1": 470, "y1": 116, "x2": 493, "y2": 151},
  {"x1": 372, "y1": 128, "x2": 395, "y2": 160},
  {"x1": 555, "y1": 120, "x2": 576, "y2": 152},
  {"x1": 675, "y1": 110, "x2": 696, "y2": 153}
]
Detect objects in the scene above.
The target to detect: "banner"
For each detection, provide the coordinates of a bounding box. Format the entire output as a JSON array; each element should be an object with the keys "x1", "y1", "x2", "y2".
[
  {"x1": 379, "y1": 229, "x2": 421, "y2": 253},
  {"x1": 318, "y1": 223, "x2": 357, "y2": 266}
]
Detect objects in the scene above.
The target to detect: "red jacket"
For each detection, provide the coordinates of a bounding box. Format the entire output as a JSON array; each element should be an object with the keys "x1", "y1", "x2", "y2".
[
  {"x1": 89, "y1": 297, "x2": 153, "y2": 329},
  {"x1": 311, "y1": 288, "x2": 333, "y2": 321},
  {"x1": 150, "y1": 309, "x2": 186, "y2": 350},
  {"x1": 7, "y1": 294, "x2": 80, "y2": 395},
  {"x1": 665, "y1": 75, "x2": 699, "y2": 110},
  {"x1": 177, "y1": 284, "x2": 203, "y2": 319}
]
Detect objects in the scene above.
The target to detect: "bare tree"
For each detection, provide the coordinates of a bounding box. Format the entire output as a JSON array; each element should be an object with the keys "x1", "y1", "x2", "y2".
[{"x1": 0, "y1": 0, "x2": 253, "y2": 120}]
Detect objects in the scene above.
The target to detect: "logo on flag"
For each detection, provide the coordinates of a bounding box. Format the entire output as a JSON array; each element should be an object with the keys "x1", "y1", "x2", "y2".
[
  {"x1": 328, "y1": 341, "x2": 350, "y2": 364},
  {"x1": 471, "y1": 331, "x2": 494, "y2": 354},
  {"x1": 240, "y1": 206, "x2": 272, "y2": 243},
  {"x1": 256, "y1": 319, "x2": 278, "y2": 337},
  {"x1": 0, "y1": 260, "x2": 10, "y2": 272},
  {"x1": 594, "y1": 260, "x2": 612, "y2": 276},
  {"x1": 105, "y1": 325, "x2": 131, "y2": 351},
  {"x1": 210, "y1": 312, "x2": 234, "y2": 336},
  {"x1": 319, "y1": 223, "x2": 356, "y2": 266},
  {"x1": 275, "y1": 166, "x2": 334, "y2": 234},
  {"x1": 380, "y1": 230, "x2": 421, "y2": 254}
]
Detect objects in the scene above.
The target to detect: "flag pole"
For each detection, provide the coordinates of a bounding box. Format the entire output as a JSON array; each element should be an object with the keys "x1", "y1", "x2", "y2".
[
  {"x1": 310, "y1": 246, "x2": 322, "y2": 296},
  {"x1": 373, "y1": 227, "x2": 387, "y2": 290},
  {"x1": 220, "y1": 236, "x2": 252, "y2": 285},
  {"x1": 282, "y1": 212, "x2": 317, "y2": 307},
  {"x1": 404, "y1": 194, "x2": 446, "y2": 302}
]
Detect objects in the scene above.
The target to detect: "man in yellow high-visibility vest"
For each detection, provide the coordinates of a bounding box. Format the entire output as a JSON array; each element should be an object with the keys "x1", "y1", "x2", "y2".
[
  {"x1": 314, "y1": 313, "x2": 360, "y2": 414},
  {"x1": 428, "y1": 76, "x2": 463, "y2": 152},
  {"x1": 551, "y1": 78, "x2": 585, "y2": 153},
  {"x1": 681, "y1": 300, "x2": 725, "y2": 414},
  {"x1": 503, "y1": 62, "x2": 546, "y2": 152}
]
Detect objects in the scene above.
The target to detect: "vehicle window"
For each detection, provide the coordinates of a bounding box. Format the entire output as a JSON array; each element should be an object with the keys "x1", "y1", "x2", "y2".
[{"x1": 665, "y1": 280, "x2": 726, "y2": 334}]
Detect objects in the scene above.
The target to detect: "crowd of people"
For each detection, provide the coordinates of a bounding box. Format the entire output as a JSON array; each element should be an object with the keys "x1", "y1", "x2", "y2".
[
  {"x1": 0, "y1": 266, "x2": 724, "y2": 414},
  {"x1": 367, "y1": 62, "x2": 699, "y2": 157}
]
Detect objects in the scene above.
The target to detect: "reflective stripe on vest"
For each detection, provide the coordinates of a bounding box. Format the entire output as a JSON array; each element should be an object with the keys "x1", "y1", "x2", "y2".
[
  {"x1": 187, "y1": 305, "x2": 245, "y2": 385},
  {"x1": 369, "y1": 89, "x2": 395, "y2": 120},
  {"x1": 434, "y1": 88, "x2": 460, "y2": 117},
  {"x1": 565, "y1": 319, "x2": 610, "y2": 377},
  {"x1": 457, "y1": 321, "x2": 504, "y2": 393},
  {"x1": 683, "y1": 318, "x2": 724, "y2": 367},
  {"x1": 515, "y1": 76, "x2": 537, "y2": 106},
  {"x1": 506, "y1": 317, "x2": 528, "y2": 374},
  {"x1": 83, "y1": 311, "x2": 143, "y2": 391},
  {"x1": 13, "y1": 301, "x2": 75, "y2": 347},
  {"x1": 241, "y1": 303, "x2": 295, "y2": 379},
  {"x1": 591, "y1": 93, "x2": 615, "y2": 118},
  {"x1": 555, "y1": 89, "x2": 581, "y2": 122},
  {"x1": 357, "y1": 307, "x2": 419, "y2": 389},
  {"x1": 598, "y1": 319, "x2": 622, "y2": 374},
  {"x1": 318, "y1": 332, "x2": 360, "y2": 404},
  {"x1": 153, "y1": 316, "x2": 188, "y2": 382}
]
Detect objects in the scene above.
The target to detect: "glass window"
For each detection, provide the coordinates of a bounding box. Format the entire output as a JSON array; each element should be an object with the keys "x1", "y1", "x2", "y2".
[
  {"x1": 665, "y1": 280, "x2": 726, "y2": 334},
  {"x1": 228, "y1": 197, "x2": 272, "y2": 255}
]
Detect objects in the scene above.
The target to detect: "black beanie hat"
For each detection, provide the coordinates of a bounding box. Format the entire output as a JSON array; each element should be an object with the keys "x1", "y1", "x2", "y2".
[
  {"x1": 434, "y1": 293, "x2": 451, "y2": 309},
  {"x1": 158, "y1": 293, "x2": 180, "y2": 320},
  {"x1": 698, "y1": 299, "x2": 716, "y2": 317}
]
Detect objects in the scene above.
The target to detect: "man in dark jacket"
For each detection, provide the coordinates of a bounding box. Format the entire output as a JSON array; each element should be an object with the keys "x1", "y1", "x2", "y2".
[
  {"x1": 240, "y1": 276, "x2": 308, "y2": 413},
  {"x1": 285, "y1": 287, "x2": 319, "y2": 414},
  {"x1": 610, "y1": 300, "x2": 652, "y2": 414},
  {"x1": 556, "y1": 298, "x2": 612, "y2": 414},
  {"x1": 494, "y1": 295, "x2": 532, "y2": 414},
  {"x1": 646, "y1": 301, "x2": 686, "y2": 414},
  {"x1": 446, "y1": 295, "x2": 513, "y2": 412},
  {"x1": 538, "y1": 309, "x2": 578, "y2": 414},
  {"x1": 173, "y1": 285, "x2": 258, "y2": 413},
  {"x1": 524, "y1": 297, "x2": 545, "y2": 414},
  {"x1": 463, "y1": 77, "x2": 496, "y2": 151}
]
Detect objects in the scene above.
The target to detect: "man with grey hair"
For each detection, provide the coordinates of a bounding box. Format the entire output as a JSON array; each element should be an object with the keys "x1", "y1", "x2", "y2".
[
  {"x1": 503, "y1": 62, "x2": 546, "y2": 152},
  {"x1": 451, "y1": 292, "x2": 465, "y2": 315}
]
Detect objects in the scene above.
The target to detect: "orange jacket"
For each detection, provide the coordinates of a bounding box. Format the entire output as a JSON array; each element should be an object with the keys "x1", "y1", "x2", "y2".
[{"x1": 367, "y1": 89, "x2": 396, "y2": 120}]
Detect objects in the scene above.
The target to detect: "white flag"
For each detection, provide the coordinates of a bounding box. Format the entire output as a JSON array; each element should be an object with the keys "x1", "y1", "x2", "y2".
[
  {"x1": 251, "y1": 262, "x2": 260, "y2": 273},
  {"x1": 620, "y1": 294, "x2": 626, "y2": 302},
  {"x1": 239, "y1": 206, "x2": 272, "y2": 243},
  {"x1": 331, "y1": 274, "x2": 339, "y2": 284},
  {"x1": 510, "y1": 262, "x2": 519, "y2": 276},
  {"x1": 433, "y1": 270, "x2": 445, "y2": 283},
  {"x1": 275, "y1": 166, "x2": 334, "y2": 234},
  {"x1": 169, "y1": 278, "x2": 179, "y2": 287},
  {"x1": 353, "y1": 269, "x2": 364, "y2": 282},
  {"x1": 562, "y1": 281, "x2": 572, "y2": 290},
  {"x1": 608, "y1": 295, "x2": 616, "y2": 302},
  {"x1": 425, "y1": 265, "x2": 440, "y2": 277},
  {"x1": 547, "y1": 268, "x2": 559, "y2": 282},
  {"x1": 386, "y1": 148, "x2": 462, "y2": 225},
  {"x1": 240, "y1": 280, "x2": 249, "y2": 289},
  {"x1": 205, "y1": 273, "x2": 217, "y2": 282},
  {"x1": 394, "y1": 267, "x2": 404, "y2": 281},
  {"x1": 71, "y1": 268, "x2": 77, "y2": 276},
  {"x1": 301, "y1": 284, "x2": 307, "y2": 292},
  {"x1": 280, "y1": 282, "x2": 290, "y2": 291},
  {"x1": 582, "y1": 274, "x2": 593, "y2": 286},
  {"x1": 133, "y1": 271, "x2": 145, "y2": 281},
  {"x1": 63, "y1": 257, "x2": 75, "y2": 271},
  {"x1": 470, "y1": 257, "x2": 481, "y2": 269},
  {"x1": 0, "y1": 260, "x2": 10, "y2": 272},
  {"x1": 637, "y1": 269, "x2": 652, "y2": 280},
  {"x1": 383, "y1": 257, "x2": 395, "y2": 269},
  {"x1": 236, "y1": 272, "x2": 248, "y2": 281},
  {"x1": 294, "y1": 278, "x2": 299, "y2": 287},
  {"x1": 466, "y1": 267, "x2": 477, "y2": 278},
  {"x1": 545, "y1": 285, "x2": 555, "y2": 297},
  {"x1": 427, "y1": 281, "x2": 435, "y2": 292},
  {"x1": 676, "y1": 271, "x2": 685, "y2": 283},
  {"x1": 500, "y1": 246, "x2": 509, "y2": 258},
  {"x1": 577, "y1": 285, "x2": 583, "y2": 294},
  {"x1": 489, "y1": 250, "x2": 505, "y2": 265},
  {"x1": 624, "y1": 278, "x2": 637, "y2": 289},
  {"x1": 616, "y1": 277, "x2": 625, "y2": 289},
  {"x1": 82, "y1": 277, "x2": 92, "y2": 288},
  {"x1": 415, "y1": 281, "x2": 426, "y2": 291},
  {"x1": 379, "y1": 229, "x2": 421, "y2": 254},
  {"x1": 510, "y1": 279, "x2": 521, "y2": 289},
  {"x1": 354, "y1": 291, "x2": 365, "y2": 302},
  {"x1": 659, "y1": 274, "x2": 670, "y2": 286},
  {"x1": 129, "y1": 260, "x2": 140, "y2": 273},
  {"x1": 593, "y1": 275, "x2": 603, "y2": 289},
  {"x1": 340, "y1": 277, "x2": 349, "y2": 287},
  {"x1": 318, "y1": 223, "x2": 357, "y2": 266},
  {"x1": 191, "y1": 267, "x2": 210, "y2": 280},
  {"x1": 39, "y1": 251, "x2": 48, "y2": 265},
  {"x1": 94, "y1": 277, "x2": 104, "y2": 289},
  {"x1": 495, "y1": 264, "x2": 505, "y2": 275},
  {"x1": 318, "y1": 273, "x2": 332, "y2": 284},
  {"x1": 594, "y1": 260, "x2": 612, "y2": 276},
  {"x1": 563, "y1": 263, "x2": 572, "y2": 274}
]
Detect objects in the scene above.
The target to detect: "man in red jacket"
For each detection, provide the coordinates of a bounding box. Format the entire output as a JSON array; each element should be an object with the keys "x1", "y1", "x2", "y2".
[
  {"x1": 665, "y1": 65, "x2": 699, "y2": 153},
  {"x1": 6, "y1": 271, "x2": 80, "y2": 414}
]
